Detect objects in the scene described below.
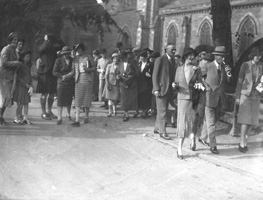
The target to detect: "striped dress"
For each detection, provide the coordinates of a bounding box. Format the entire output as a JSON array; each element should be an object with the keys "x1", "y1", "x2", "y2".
[{"x1": 74, "y1": 55, "x2": 94, "y2": 107}]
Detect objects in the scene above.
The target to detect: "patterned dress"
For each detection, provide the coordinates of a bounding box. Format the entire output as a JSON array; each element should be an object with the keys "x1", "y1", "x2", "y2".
[{"x1": 74, "y1": 55, "x2": 95, "y2": 107}]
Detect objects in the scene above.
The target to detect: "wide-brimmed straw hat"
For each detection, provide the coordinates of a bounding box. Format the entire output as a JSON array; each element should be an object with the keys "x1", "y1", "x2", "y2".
[
  {"x1": 212, "y1": 46, "x2": 227, "y2": 56},
  {"x1": 182, "y1": 47, "x2": 197, "y2": 59}
]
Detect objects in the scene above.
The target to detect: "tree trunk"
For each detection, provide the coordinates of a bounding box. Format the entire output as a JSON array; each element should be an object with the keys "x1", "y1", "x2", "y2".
[
  {"x1": 211, "y1": 0, "x2": 233, "y2": 65},
  {"x1": 211, "y1": 0, "x2": 234, "y2": 92}
]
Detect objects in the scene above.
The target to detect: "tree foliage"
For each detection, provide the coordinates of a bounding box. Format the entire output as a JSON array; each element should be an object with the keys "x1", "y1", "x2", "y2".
[{"x1": 0, "y1": 0, "x2": 122, "y2": 46}]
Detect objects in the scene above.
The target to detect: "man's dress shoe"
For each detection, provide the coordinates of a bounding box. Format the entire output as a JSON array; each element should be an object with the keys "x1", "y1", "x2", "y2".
[
  {"x1": 160, "y1": 133, "x2": 171, "y2": 140},
  {"x1": 210, "y1": 147, "x2": 219, "y2": 154}
]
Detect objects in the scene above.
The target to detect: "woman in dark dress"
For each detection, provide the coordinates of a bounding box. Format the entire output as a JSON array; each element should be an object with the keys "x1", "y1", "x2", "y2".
[
  {"x1": 53, "y1": 46, "x2": 75, "y2": 125},
  {"x1": 13, "y1": 50, "x2": 33, "y2": 125},
  {"x1": 137, "y1": 51, "x2": 153, "y2": 118},
  {"x1": 119, "y1": 51, "x2": 139, "y2": 122}
]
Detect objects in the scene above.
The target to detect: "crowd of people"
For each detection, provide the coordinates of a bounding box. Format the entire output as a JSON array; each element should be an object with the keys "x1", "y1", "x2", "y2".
[{"x1": 1, "y1": 32, "x2": 263, "y2": 159}]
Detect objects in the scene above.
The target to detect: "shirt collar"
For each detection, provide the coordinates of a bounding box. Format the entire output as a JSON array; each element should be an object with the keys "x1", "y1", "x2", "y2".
[
  {"x1": 166, "y1": 53, "x2": 171, "y2": 60},
  {"x1": 214, "y1": 60, "x2": 220, "y2": 69}
]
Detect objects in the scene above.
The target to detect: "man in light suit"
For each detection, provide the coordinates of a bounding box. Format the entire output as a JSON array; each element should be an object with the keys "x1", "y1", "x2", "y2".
[
  {"x1": 152, "y1": 44, "x2": 177, "y2": 140},
  {"x1": 97, "y1": 48, "x2": 110, "y2": 108},
  {"x1": 203, "y1": 46, "x2": 231, "y2": 154}
]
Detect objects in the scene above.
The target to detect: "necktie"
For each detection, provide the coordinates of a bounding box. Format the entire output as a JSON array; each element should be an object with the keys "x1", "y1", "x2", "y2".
[{"x1": 217, "y1": 66, "x2": 221, "y2": 81}]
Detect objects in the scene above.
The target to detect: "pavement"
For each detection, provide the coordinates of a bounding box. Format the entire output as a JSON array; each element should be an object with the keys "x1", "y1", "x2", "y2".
[
  {"x1": 0, "y1": 94, "x2": 263, "y2": 199},
  {"x1": 149, "y1": 124, "x2": 263, "y2": 183}
]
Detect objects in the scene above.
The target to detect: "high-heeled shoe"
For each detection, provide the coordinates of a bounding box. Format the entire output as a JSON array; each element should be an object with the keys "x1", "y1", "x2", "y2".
[
  {"x1": 177, "y1": 151, "x2": 183, "y2": 159},
  {"x1": 190, "y1": 142, "x2": 196, "y2": 151},
  {"x1": 244, "y1": 146, "x2": 248, "y2": 152},
  {"x1": 238, "y1": 144, "x2": 246, "y2": 153}
]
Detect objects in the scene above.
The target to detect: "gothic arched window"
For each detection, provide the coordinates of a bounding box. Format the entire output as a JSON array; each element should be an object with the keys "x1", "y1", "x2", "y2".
[
  {"x1": 238, "y1": 17, "x2": 255, "y2": 57},
  {"x1": 199, "y1": 22, "x2": 212, "y2": 45},
  {"x1": 119, "y1": 26, "x2": 131, "y2": 49},
  {"x1": 167, "y1": 25, "x2": 177, "y2": 46}
]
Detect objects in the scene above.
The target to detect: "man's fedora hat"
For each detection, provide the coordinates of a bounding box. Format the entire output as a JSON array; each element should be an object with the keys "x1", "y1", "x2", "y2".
[
  {"x1": 60, "y1": 46, "x2": 71, "y2": 55},
  {"x1": 212, "y1": 46, "x2": 227, "y2": 56}
]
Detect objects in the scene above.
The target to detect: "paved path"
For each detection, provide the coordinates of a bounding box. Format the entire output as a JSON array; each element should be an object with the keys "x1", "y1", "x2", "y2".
[{"x1": 0, "y1": 94, "x2": 263, "y2": 200}]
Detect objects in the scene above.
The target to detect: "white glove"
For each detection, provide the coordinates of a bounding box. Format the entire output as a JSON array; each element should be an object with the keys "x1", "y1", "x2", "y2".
[{"x1": 28, "y1": 87, "x2": 33, "y2": 96}]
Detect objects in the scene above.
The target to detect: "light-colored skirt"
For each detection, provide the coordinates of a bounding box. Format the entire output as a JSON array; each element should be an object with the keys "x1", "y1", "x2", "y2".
[
  {"x1": 75, "y1": 73, "x2": 93, "y2": 107},
  {"x1": 237, "y1": 92, "x2": 260, "y2": 126},
  {"x1": 104, "y1": 84, "x2": 120, "y2": 101},
  {"x1": 177, "y1": 99, "x2": 195, "y2": 138},
  {"x1": 0, "y1": 80, "x2": 13, "y2": 108}
]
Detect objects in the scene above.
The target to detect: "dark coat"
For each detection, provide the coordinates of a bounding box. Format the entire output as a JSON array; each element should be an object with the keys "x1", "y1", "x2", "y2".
[
  {"x1": 204, "y1": 60, "x2": 230, "y2": 108},
  {"x1": 235, "y1": 60, "x2": 263, "y2": 100},
  {"x1": 137, "y1": 60, "x2": 153, "y2": 94},
  {"x1": 119, "y1": 58, "x2": 138, "y2": 89},
  {"x1": 152, "y1": 54, "x2": 176, "y2": 97},
  {"x1": 37, "y1": 40, "x2": 63, "y2": 74},
  {"x1": 52, "y1": 57, "x2": 74, "y2": 86}
]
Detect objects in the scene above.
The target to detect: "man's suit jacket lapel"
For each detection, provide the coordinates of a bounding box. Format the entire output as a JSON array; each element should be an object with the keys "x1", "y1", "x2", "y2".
[
  {"x1": 188, "y1": 66, "x2": 195, "y2": 84},
  {"x1": 164, "y1": 55, "x2": 172, "y2": 79},
  {"x1": 211, "y1": 61, "x2": 221, "y2": 92}
]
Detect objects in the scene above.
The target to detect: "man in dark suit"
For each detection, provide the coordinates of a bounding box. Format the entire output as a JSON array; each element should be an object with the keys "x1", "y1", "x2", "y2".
[
  {"x1": 152, "y1": 44, "x2": 177, "y2": 140},
  {"x1": 203, "y1": 46, "x2": 231, "y2": 154}
]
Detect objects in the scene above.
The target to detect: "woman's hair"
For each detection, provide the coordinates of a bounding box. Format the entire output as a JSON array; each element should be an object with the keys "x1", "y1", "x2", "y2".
[{"x1": 19, "y1": 50, "x2": 31, "y2": 62}]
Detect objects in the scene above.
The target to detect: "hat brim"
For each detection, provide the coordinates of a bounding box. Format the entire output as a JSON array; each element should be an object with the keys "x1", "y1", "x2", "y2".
[
  {"x1": 212, "y1": 52, "x2": 227, "y2": 56},
  {"x1": 183, "y1": 52, "x2": 197, "y2": 59},
  {"x1": 112, "y1": 54, "x2": 119, "y2": 58},
  {"x1": 61, "y1": 51, "x2": 71, "y2": 55}
]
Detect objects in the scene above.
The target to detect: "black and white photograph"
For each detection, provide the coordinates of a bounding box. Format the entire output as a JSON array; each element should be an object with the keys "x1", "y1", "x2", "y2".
[{"x1": 0, "y1": 0, "x2": 263, "y2": 199}]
